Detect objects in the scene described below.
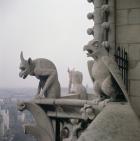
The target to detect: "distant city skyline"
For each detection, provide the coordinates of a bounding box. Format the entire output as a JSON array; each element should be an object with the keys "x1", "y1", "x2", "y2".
[{"x1": 0, "y1": 0, "x2": 94, "y2": 88}]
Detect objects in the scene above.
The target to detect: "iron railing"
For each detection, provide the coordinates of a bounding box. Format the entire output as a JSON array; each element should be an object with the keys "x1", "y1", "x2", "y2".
[{"x1": 114, "y1": 47, "x2": 128, "y2": 90}]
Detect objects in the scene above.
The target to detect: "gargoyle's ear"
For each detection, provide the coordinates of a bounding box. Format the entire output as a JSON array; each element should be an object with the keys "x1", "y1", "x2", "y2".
[{"x1": 28, "y1": 58, "x2": 32, "y2": 65}]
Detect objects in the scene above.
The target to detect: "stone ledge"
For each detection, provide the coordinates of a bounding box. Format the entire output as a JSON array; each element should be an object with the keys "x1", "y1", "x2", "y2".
[{"x1": 78, "y1": 103, "x2": 140, "y2": 141}]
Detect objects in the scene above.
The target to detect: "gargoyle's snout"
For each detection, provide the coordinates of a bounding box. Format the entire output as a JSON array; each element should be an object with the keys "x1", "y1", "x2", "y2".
[
  {"x1": 83, "y1": 45, "x2": 93, "y2": 57},
  {"x1": 19, "y1": 71, "x2": 23, "y2": 78},
  {"x1": 19, "y1": 71, "x2": 28, "y2": 79}
]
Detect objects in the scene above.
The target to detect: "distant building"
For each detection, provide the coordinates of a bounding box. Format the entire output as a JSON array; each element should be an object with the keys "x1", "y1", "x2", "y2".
[{"x1": 0, "y1": 106, "x2": 10, "y2": 137}]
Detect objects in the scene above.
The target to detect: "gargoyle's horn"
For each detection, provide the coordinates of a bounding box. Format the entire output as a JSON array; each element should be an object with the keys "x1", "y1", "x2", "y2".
[{"x1": 20, "y1": 51, "x2": 25, "y2": 62}]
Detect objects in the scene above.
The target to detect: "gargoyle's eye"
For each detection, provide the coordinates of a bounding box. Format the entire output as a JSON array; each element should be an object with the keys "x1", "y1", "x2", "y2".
[{"x1": 95, "y1": 44, "x2": 98, "y2": 48}]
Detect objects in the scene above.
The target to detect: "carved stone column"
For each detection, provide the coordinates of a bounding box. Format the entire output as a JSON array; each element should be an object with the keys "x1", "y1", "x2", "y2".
[{"x1": 87, "y1": 0, "x2": 115, "y2": 54}]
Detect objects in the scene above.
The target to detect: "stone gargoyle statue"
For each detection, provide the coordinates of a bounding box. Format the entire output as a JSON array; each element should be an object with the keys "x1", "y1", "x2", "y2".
[
  {"x1": 19, "y1": 52, "x2": 60, "y2": 98},
  {"x1": 83, "y1": 40, "x2": 129, "y2": 103},
  {"x1": 68, "y1": 68, "x2": 87, "y2": 100}
]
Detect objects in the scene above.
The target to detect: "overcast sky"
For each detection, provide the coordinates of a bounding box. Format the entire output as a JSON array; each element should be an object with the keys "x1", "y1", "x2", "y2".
[{"x1": 0, "y1": 0, "x2": 94, "y2": 88}]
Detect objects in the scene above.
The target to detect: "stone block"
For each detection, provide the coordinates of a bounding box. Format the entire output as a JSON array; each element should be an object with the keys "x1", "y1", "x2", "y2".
[
  {"x1": 130, "y1": 80, "x2": 140, "y2": 96},
  {"x1": 128, "y1": 9, "x2": 140, "y2": 24},
  {"x1": 117, "y1": 0, "x2": 140, "y2": 9},
  {"x1": 116, "y1": 10, "x2": 128, "y2": 25},
  {"x1": 129, "y1": 62, "x2": 140, "y2": 80},
  {"x1": 116, "y1": 25, "x2": 140, "y2": 43},
  {"x1": 130, "y1": 96, "x2": 140, "y2": 117},
  {"x1": 128, "y1": 44, "x2": 140, "y2": 60},
  {"x1": 129, "y1": 60, "x2": 139, "y2": 70}
]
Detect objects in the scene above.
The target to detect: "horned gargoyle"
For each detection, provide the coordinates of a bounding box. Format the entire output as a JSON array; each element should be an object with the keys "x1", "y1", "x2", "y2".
[
  {"x1": 19, "y1": 52, "x2": 60, "y2": 98},
  {"x1": 68, "y1": 68, "x2": 87, "y2": 100},
  {"x1": 83, "y1": 40, "x2": 129, "y2": 103}
]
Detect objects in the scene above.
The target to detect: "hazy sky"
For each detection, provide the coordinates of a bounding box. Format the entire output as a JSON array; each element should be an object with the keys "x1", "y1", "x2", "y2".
[{"x1": 0, "y1": 0, "x2": 94, "y2": 88}]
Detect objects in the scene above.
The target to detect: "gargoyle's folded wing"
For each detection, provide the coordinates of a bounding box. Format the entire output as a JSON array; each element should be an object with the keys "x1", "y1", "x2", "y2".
[
  {"x1": 101, "y1": 56, "x2": 129, "y2": 102},
  {"x1": 87, "y1": 60, "x2": 95, "y2": 83}
]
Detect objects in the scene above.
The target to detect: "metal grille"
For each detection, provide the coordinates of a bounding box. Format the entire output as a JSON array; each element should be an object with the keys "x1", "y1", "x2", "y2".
[{"x1": 114, "y1": 47, "x2": 128, "y2": 90}]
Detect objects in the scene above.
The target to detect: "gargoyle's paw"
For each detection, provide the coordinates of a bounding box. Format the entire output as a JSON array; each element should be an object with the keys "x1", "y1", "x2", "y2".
[
  {"x1": 38, "y1": 95, "x2": 45, "y2": 99},
  {"x1": 34, "y1": 95, "x2": 43, "y2": 99},
  {"x1": 99, "y1": 99, "x2": 110, "y2": 108},
  {"x1": 92, "y1": 98, "x2": 101, "y2": 105}
]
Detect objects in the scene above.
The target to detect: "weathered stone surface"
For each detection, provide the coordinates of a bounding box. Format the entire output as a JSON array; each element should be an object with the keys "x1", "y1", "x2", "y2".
[
  {"x1": 128, "y1": 9, "x2": 140, "y2": 24},
  {"x1": 78, "y1": 103, "x2": 140, "y2": 141},
  {"x1": 130, "y1": 97, "x2": 140, "y2": 117},
  {"x1": 93, "y1": 24, "x2": 102, "y2": 41},
  {"x1": 129, "y1": 62, "x2": 140, "y2": 79},
  {"x1": 94, "y1": 0, "x2": 102, "y2": 8},
  {"x1": 108, "y1": 0, "x2": 115, "y2": 7},
  {"x1": 116, "y1": 1, "x2": 140, "y2": 118},
  {"x1": 130, "y1": 80, "x2": 140, "y2": 96},
  {"x1": 128, "y1": 44, "x2": 140, "y2": 60},
  {"x1": 116, "y1": 10, "x2": 128, "y2": 25},
  {"x1": 128, "y1": 60, "x2": 139, "y2": 69},
  {"x1": 108, "y1": 7, "x2": 115, "y2": 24},
  {"x1": 108, "y1": 23, "x2": 115, "y2": 42},
  {"x1": 106, "y1": 42, "x2": 115, "y2": 53},
  {"x1": 116, "y1": 25, "x2": 140, "y2": 43},
  {"x1": 94, "y1": 7, "x2": 102, "y2": 24},
  {"x1": 117, "y1": 0, "x2": 140, "y2": 10}
]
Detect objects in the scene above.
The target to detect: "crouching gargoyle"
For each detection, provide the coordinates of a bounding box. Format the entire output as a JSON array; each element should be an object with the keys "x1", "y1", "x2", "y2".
[
  {"x1": 19, "y1": 52, "x2": 60, "y2": 98},
  {"x1": 83, "y1": 40, "x2": 129, "y2": 103},
  {"x1": 68, "y1": 68, "x2": 87, "y2": 100}
]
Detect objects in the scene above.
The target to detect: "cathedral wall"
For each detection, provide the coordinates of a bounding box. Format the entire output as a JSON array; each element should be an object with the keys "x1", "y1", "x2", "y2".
[{"x1": 116, "y1": 0, "x2": 140, "y2": 116}]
